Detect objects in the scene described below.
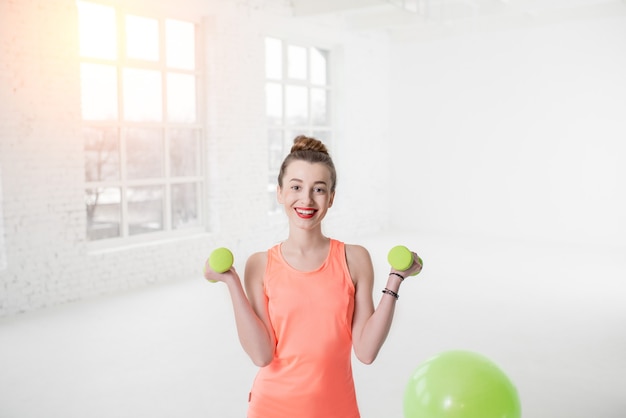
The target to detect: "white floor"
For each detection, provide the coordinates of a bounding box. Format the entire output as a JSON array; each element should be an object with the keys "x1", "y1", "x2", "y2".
[{"x1": 1, "y1": 230, "x2": 625, "y2": 418}]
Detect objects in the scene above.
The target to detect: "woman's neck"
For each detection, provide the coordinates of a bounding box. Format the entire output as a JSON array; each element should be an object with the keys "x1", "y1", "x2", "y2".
[
  {"x1": 281, "y1": 229, "x2": 330, "y2": 272},
  {"x1": 284, "y1": 227, "x2": 328, "y2": 252}
]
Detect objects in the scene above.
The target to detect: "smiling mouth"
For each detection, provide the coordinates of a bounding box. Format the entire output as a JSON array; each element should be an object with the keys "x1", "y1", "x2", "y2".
[{"x1": 295, "y1": 208, "x2": 317, "y2": 219}]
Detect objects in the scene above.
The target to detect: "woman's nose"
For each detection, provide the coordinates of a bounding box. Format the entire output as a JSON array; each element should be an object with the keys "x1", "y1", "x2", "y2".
[{"x1": 302, "y1": 189, "x2": 315, "y2": 204}]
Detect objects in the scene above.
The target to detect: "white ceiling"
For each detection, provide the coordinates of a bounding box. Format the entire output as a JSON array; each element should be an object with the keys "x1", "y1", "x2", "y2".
[{"x1": 291, "y1": 0, "x2": 626, "y2": 38}]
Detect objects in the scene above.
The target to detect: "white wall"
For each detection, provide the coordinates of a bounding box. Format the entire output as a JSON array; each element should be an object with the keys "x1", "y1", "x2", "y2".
[
  {"x1": 6, "y1": 0, "x2": 621, "y2": 317},
  {"x1": 0, "y1": 0, "x2": 391, "y2": 316},
  {"x1": 389, "y1": 15, "x2": 626, "y2": 248},
  {"x1": 327, "y1": 31, "x2": 393, "y2": 237},
  {"x1": 0, "y1": 163, "x2": 6, "y2": 271}
]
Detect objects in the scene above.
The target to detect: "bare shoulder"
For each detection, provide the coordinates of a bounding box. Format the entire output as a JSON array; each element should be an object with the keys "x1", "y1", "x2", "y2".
[
  {"x1": 245, "y1": 251, "x2": 267, "y2": 282},
  {"x1": 246, "y1": 251, "x2": 268, "y2": 267},
  {"x1": 345, "y1": 243, "x2": 371, "y2": 263},
  {"x1": 345, "y1": 244, "x2": 373, "y2": 285}
]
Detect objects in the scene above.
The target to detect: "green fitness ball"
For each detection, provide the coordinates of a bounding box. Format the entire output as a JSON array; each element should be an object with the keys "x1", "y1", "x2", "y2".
[
  {"x1": 209, "y1": 247, "x2": 234, "y2": 274},
  {"x1": 404, "y1": 350, "x2": 521, "y2": 418}
]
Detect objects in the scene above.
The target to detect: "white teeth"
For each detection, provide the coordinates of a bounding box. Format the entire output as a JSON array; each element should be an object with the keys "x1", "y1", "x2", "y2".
[{"x1": 297, "y1": 209, "x2": 315, "y2": 215}]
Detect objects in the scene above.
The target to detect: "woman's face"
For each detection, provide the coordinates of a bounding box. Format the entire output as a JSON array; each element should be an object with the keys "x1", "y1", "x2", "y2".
[{"x1": 277, "y1": 160, "x2": 335, "y2": 230}]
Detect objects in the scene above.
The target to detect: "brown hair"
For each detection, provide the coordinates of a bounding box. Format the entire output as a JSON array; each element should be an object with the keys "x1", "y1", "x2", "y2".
[{"x1": 277, "y1": 135, "x2": 337, "y2": 192}]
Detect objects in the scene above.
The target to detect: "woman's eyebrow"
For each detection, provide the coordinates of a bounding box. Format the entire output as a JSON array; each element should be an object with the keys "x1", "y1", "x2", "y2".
[{"x1": 288, "y1": 178, "x2": 327, "y2": 185}]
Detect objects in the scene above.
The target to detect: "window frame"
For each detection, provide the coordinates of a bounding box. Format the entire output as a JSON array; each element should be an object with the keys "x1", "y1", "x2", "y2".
[
  {"x1": 78, "y1": 1, "x2": 207, "y2": 248},
  {"x1": 264, "y1": 37, "x2": 334, "y2": 214}
]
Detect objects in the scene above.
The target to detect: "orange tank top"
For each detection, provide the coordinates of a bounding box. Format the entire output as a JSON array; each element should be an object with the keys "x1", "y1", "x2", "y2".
[{"x1": 247, "y1": 239, "x2": 360, "y2": 418}]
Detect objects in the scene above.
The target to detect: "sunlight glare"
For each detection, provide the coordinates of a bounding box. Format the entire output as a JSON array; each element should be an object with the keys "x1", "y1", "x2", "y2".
[
  {"x1": 77, "y1": 1, "x2": 116, "y2": 59},
  {"x1": 166, "y1": 19, "x2": 195, "y2": 70},
  {"x1": 80, "y1": 63, "x2": 118, "y2": 120},
  {"x1": 167, "y1": 73, "x2": 196, "y2": 123},
  {"x1": 126, "y1": 15, "x2": 159, "y2": 61},
  {"x1": 123, "y1": 69, "x2": 162, "y2": 122}
]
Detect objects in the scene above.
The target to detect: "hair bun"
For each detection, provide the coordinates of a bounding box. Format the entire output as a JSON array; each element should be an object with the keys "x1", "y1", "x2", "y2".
[{"x1": 291, "y1": 135, "x2": 329, "y2": 155}]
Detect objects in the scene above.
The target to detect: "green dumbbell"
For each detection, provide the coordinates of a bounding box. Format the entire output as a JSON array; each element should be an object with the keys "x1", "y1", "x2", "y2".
[
  {"x1": 388, "y1": 245, "x2": 422, "y2": 277},
  {"x1": 204, "y1": 247, "x2": 234, "y2": 282}
]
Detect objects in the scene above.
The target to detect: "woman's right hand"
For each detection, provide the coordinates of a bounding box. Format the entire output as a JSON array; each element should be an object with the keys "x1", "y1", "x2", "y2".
[{"x1": 203, "y1": 260, "x2": 237, "y2": 283}]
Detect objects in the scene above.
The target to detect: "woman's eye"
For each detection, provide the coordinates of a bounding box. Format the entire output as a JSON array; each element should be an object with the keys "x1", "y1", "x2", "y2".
[
  {"x1": 314, "y1": 187, "x2": 326, "y2": 194},
  {"x1": 291, "y1": 185, "x2": 300, "y2": 191}
]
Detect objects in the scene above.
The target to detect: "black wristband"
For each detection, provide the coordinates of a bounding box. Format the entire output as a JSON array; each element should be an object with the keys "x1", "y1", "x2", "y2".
[
  {"x1": 382, "y1": 288, "x2": 399, "y2": 300},
  {"x1": 389, "y1": 272, "x2": 405, "y2": 281}
]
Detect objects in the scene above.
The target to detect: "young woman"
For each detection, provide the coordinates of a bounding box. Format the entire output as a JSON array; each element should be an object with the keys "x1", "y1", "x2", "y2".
[{"x1": 204, "y1": 135, "x2": 422, "y2": 418}]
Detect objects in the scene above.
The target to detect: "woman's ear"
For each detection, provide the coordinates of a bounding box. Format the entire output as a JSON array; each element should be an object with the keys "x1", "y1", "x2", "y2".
[{"x1": 328, "y1": 191, "x2": 335, "y2": 208}]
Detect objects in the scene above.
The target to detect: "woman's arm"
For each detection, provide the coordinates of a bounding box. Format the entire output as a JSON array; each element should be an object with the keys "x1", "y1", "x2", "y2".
[
  {"x1": 347, "y1": 244, "x2": 421, "y2": 364},
  {"x1": 204, "y1": 251, "x2": 276, "y2": 367}
]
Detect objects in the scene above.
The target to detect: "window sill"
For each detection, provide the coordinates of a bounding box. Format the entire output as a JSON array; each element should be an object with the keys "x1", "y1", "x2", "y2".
[{"x1": 86, "y1": 227, "x2": 209, "y2": 255}]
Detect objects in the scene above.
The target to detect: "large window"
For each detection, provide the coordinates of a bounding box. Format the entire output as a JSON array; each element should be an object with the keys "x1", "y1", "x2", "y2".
[
  {"x1": 77, "y1": 1, "x2": 204, "y2": 241},
  {"x1": 265, "y1": 38, "x2": 332, "y2": 212}
]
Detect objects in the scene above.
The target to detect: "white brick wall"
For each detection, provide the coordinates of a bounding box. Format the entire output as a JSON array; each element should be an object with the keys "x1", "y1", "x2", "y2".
[
  {"x1": 1, "y1": 0, "x2": 88, "y2": 314},
  {"x1": 0, "y1": 164, "x2": 6, "y2": 271},
  {"x1": 0, "y1": 0, "x2": 391, "y2": 316}
]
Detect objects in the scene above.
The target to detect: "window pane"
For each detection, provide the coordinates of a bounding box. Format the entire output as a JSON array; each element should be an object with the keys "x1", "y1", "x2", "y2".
[
  {"x1": 167, "y1": 73, "x2": 196, "y2": 123},
  {"x1": 86, "y1": 187, "x2": 121, "y2": 240},
  {"x1": 284, "y1": 130, "x2": 301, "y2": 145},
  {"x1": 311, "y1": 88, "x2": 329, "y2": 125},
  {"x1": 126, "y1": 15, "x2": 159, "y2": 61},
  {"x1": 170, "y1": 129, "x2": 198, "y2": 176},
  {"x1": 266, "y1": 83, "x2": 283, "y2": 126},
  {"x1": 84, "y1": 127, "x2": 119, "y2": 181},
  {"x1": 287, "y1": 45, "x2": 307, "y2": 80},
  {"x1": 310, "y1": 48, "x2": 328, "y2": 85},
  {"x1": 268, "y1": 129, "x2": 283, "y2": 172},
  {"x1": 285, "y1": 85, "x2": 308, "y2": 125},
  {"x1": 80, "y1": 63, "x2": 118, "y2": 120},
  {"x1": 128, "y1": 186, "x2": 163, "y2": 235},
  {"x1": 125, "y1": 128, "x2": 163, "y2": 179},
  {"x1": 265, "y1": 38, "x2": 282, "y2": 79},
  {"x1": 123, "y1": 69, "x2": 162, "y2": 121},
  {"x1": 166, "y1": 19, "x2": 195, "y2": 70},
  {"x1": 77, "y1": 1, "x2": 116, "y2": 59},
  {"x1": 171, "y1": 183, "x2": 199, "y2": 229},
  {"x1": 312, "y1": 130, "x2": 331, "y2": 148}
]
